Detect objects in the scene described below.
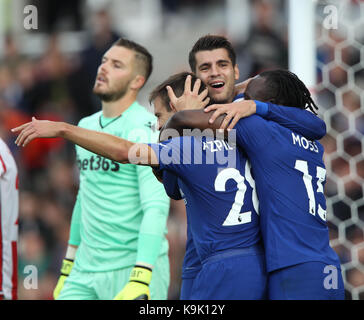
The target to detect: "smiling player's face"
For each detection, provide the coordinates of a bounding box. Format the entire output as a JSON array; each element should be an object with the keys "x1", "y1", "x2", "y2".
[{"x1": 194, "y1": 48, "x2": 239, "y2": 104}]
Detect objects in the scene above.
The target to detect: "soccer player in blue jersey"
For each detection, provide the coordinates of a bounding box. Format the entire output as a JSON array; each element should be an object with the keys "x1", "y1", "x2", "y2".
[
  {"x1": 149, "y1": 72, "x2": 267, "y2": 300},
  {"x1": 159, "y1": 35, "x2": 329, "y2": 299},
  {"x1": 166, "y1": 69, "x2": 345, "y2": 300},
  {"x1": 150, "y1": 131, "x2": 268, "y2": 300},
  {"x1": 159, "y1": 35, "x2": 343, "y2": 300}
]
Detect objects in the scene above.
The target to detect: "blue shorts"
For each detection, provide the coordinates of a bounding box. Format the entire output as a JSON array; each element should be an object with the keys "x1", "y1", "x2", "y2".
[
  {"x1": 180, "y1": 278, "x2": 195, "y2": 300},
  {"x1": 268, "y1": 261, "x2": 345, "y2": 300},
  {"x1": 189, "y1": 245, "x2": 268, "y2": 300},
  {"x1": 180, "y1": 267, "x2": 201, "y2": 300}
]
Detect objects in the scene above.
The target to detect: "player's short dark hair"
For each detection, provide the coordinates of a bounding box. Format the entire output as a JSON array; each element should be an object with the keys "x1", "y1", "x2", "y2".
[
  {"x1": 259, "y1": 69, "x2": 319, "y2": 114},
  {"x1": 188, "y1": 34, "x2": 236, "y2": 72},
  {"x1": 113, "y1": 37, "x2": 153, "y2": 84},
  {"x1": 149, "y1": 71, "x2": 207, "y2": 111}
]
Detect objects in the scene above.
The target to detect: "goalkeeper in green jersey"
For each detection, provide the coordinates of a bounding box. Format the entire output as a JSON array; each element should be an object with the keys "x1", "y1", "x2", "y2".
[{"x1": 45, "y1": 38, "x2": 169, "y2": 300}]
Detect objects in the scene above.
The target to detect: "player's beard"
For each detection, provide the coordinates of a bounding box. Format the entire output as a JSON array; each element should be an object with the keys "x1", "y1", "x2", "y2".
[
  {"x1": 209, "y1": 87, "x2": 235, "y2": 104},
  {"x1": 209, "y1": 96, "x2": 229, "y2": 105},
  {"x1": 93, "y1": 81, "x2": 129, "y2": 103}
]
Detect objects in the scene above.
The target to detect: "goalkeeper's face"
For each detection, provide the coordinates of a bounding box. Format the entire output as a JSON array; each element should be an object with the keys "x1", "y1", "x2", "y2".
[
  {"x1": 194, "y1": 48, "x2": 239, "y2": 104},
  {"x1": 93, "y1": 46, "x2": 137, "y2": 102}
]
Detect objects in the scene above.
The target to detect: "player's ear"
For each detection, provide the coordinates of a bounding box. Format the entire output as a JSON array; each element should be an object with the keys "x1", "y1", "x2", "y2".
[
  {"x1": 169, "y1": 101, "x2": 178, "y2": 113},
  {"x1": 130, "y1": 74, "x2": 145, "y2": 91}
]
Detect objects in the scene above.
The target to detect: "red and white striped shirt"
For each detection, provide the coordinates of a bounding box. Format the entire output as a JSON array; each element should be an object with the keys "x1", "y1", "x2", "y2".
[{"x1": 0, "y1": 138, "x2": 19, "y2": 300}]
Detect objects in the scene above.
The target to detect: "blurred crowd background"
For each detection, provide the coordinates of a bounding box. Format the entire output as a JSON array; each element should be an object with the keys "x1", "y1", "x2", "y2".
[{"x1": 0, "y1": 0, "x2": 363, "y2": 300}]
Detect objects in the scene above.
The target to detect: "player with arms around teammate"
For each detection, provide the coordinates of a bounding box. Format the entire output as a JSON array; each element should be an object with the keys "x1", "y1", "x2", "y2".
[
  {"x1": 146, "y1": 69, "x2": 324, "y2": 299},
  {"x1": 0, "y1": 138, "x2": 19, "y2": 300},
  {"x1": 44, "y1": 38, "x2": 170, "y2": 300},
  {"x1": 150, "y1": 72, "x2": 268, "y2": 300},
  {"x1": 166, "y1": 69, "x2": 345, "y2": 300},
  {"x1": 148, "y1": 69, "x2": 325, "y2": 299},
  {"x1": 166, "y1": 34, "x2": 326, "y2": 138},
  {"x1": 162, "y1": 35, "x2": 334, "y2": 299}
]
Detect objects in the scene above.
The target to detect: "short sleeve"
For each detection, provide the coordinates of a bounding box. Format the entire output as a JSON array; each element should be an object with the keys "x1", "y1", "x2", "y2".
[
  {"x1": 162, "y1": 171, "x2": 182, "y2": 200},
  {"x1": 148, "y1": 137, "x2": 192, "y2": 175},
  {"x1": 265, "y1": 103, "x2": 326, "y2": 140}
]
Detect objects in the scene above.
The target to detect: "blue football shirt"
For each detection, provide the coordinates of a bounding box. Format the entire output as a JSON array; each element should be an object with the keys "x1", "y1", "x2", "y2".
[
  {"x1": 233, "y1": 114, "x2": 340, "y2": 272},
  {"x1": 149, "y1": 136, "x2": 261, "y2": 262}
]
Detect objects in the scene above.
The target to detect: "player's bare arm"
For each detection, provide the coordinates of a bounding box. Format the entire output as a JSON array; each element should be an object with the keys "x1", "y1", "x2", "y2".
[
  {"x1": 166, "y1": 75, "x2": 258, "y2": 131},
  {"x1": 204, "y1": 100, "x2": 258, "y2": 130},
  {"x1": 161, "y1": 98, "x2": 258, "y2": 138},
  {"x1": 11, "y1": 118, "x2": 159, "y2": 167},
  {"x1": 161, "y1": 109, "x2": 226, "y2": 142}
]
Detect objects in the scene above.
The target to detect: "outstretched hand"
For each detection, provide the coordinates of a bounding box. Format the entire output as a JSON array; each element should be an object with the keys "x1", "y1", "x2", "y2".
[
  {"x1": 204, "y1": 100, "x2": 257, "y2": 130},
  {"x1": 11, "y1": 117, "x2": 62, "y2": 147},
  {"x1": 166, "y1": 75, "x2": 210, "y2": 111}
]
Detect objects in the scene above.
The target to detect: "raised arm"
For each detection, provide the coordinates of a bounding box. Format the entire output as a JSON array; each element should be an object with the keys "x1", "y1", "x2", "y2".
[
  {"x1": 204, "y1": 100, "x2": 326, "y2": 140},
  {"x1": 262, "y1": 102, "x2": 326, "y2": 140},
  {"x1": 11, "y1": 118, "x2": 159, "y2": 166},
  {"x1": 161, "y1": 109, "x2": 224, "y2": 141}
]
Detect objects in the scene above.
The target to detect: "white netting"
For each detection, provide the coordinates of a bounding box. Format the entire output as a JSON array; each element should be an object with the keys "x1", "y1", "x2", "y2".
[{"x1": 315, "y1": 0, "x2": 364, "y2": 300}]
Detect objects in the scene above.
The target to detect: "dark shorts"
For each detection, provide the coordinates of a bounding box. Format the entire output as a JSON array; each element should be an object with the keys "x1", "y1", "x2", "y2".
[
  {"x1": 189, "y1": 245, "x2": 268, "y2": 300},
  {"x1": 268, "y1": 261, "x2": 345, "y2": 300}
]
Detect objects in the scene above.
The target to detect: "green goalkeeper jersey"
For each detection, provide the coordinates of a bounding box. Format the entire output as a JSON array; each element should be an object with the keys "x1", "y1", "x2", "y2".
[{"x1": 70, "y1": 101, "x2": 170, "y2": 272}]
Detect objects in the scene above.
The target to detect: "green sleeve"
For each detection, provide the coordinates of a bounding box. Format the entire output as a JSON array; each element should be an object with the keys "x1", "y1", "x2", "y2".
[
  {"x1": 136, "y1": 165, "x2": 170, "y2": 266},
  {"x1": 68, "y1": 192, "x2": 82, "y2": 246}
]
